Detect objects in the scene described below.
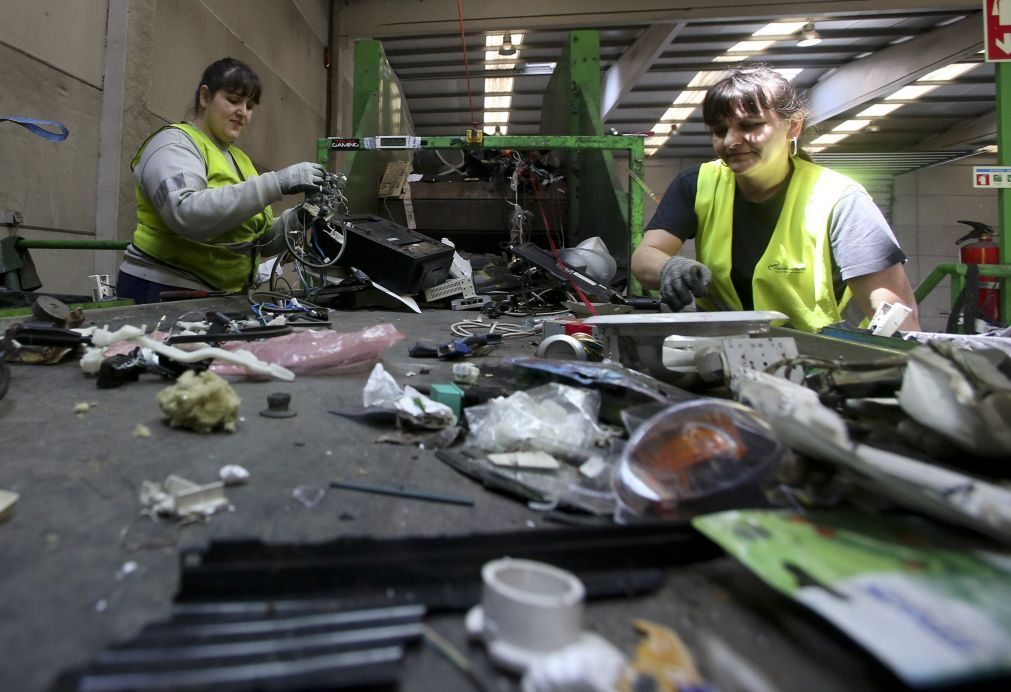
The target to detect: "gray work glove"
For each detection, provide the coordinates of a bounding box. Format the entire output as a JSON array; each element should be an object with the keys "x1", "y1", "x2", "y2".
[
  {"x1": 659, "y1": 255, "x2": 712, "y2": 312},
  {"x1": 275, "y1": 162, "x2": 327, "y2": 194}
]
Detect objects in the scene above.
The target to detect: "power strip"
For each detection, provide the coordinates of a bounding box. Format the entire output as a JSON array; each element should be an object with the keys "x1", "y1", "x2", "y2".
[{"x1": 451, "y1": 295, "x2": 491, "y2": 311}]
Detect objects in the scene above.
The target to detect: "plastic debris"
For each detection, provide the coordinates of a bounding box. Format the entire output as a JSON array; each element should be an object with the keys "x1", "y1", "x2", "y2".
[
  {"x1": 0, "y1": 489, "x2": 18, "y2": 523},
  {"x1": 293, "y1": 485, "x2": 325, "y2": 508},
  {"x1": 219, "y1": 465, "x2": 250, "y2": 485},
  {"x1": 214, "y1": 323, "x2": 405, "y2": 376},
  {"x1": 132, "y1": 424, "x2": 151, "y2": 438},
  {"x1": 464, "y1": 383, "x2": 606, "y2": 453},
  {"x1": 488, "y1": 451, "x2": 561, "y2": 470},
  {"x1": 139, "y1": 474, "x2": 230, "y2": 519}
]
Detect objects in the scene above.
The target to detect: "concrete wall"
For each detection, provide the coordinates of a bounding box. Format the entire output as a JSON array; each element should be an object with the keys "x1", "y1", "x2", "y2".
[
  {"x1": 1, "y1": 0, "x2": 329, "y2": 295},
  {"x1": 893, "y1": 154, "x2": 1000, "y2": 332},
  {"x1": 0, "y1": 0, "x2": 108, "y2": 295}
]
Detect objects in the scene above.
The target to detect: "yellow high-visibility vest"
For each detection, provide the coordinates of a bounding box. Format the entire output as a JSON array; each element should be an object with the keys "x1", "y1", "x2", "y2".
[
  {"x1": 132, "y1": 123, "x2": 272, "y2": 291},
  {"x1": 694, "y1": 157, "x2": 854, "y2": 332}
]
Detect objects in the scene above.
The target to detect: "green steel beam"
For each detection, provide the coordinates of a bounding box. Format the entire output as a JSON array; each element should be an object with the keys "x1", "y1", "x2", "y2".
[
  {"x1": 15, "y1": 239, "x2": 129, "y2": 251},
  {"x1": 341, "y1": 40, "x2": 414, "y2": 215},
  {"x1": 914, "y1": 262, "x2": 1011, "y2": 330},
  {"x1": 997, "y1": 62, "x2": 1010, "y2": 322},
  {"x1": 536, "y1": 30, "x2": 640, "y2": 286}
]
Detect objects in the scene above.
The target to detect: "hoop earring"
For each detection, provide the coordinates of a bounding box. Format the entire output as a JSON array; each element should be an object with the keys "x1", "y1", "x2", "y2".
[{"x1": 790, "y1": 138, "x2": 798, "y2": 157}]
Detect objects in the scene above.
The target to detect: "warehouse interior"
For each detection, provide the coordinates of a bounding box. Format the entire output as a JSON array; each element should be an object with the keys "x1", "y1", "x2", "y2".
[
  {"x1": 3, "y1": 2, "x2": 1011, "y2": 691},
  {"x1": 0, "y1": 0, "x2": 1004, "y2": 329}
]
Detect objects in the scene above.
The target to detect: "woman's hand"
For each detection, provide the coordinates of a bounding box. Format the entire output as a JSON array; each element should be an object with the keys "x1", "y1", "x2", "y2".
[
  {"x1": 275, "y1": 162, "x2": 327, "y2": 194},
  {"x1": 659, "y1": 256, "x2": 712, "y2": 311}
]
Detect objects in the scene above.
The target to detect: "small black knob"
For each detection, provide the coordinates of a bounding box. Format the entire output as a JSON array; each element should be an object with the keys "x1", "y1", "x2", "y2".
[{"x1": 260, "y1": 392, "x2": 296, "y2": 418}]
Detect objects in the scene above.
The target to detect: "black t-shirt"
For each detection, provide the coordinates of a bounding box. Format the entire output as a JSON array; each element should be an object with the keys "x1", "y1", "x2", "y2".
[{"x1": 646, "y1": 163, "x2": 905, "y2": 310}]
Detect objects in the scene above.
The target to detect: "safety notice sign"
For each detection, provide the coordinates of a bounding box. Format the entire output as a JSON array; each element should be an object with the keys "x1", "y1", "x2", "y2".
[
  {"x1": 985, "y1": 0, "x2": 1011, "y2": 61},
  {"x1": 973, "y1": 166, "x2": 1011, "y2": 188}
]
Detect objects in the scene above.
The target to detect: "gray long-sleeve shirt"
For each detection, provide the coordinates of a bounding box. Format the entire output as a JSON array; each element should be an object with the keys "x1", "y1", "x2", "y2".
[{"x1": 119, "y1": 126, "x2": 286, "y2": 289}]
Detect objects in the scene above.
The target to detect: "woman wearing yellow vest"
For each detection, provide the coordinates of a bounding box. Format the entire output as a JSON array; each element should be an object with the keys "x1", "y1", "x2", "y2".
[
  {"x1": 631, "y1": 65, "x2": 920, "y2": 333},
  {"x1": 116, "y1": 58, "x2": 327, "y2": 303}
]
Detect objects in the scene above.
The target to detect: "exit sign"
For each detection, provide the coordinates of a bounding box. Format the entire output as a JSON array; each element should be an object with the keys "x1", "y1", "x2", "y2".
[
  {"x1": 973, "y1": 166, "x2": 1011, "y2": 187},
  {"x1": 985, "y1": 0, "x2": 1011, "y2": 61}
]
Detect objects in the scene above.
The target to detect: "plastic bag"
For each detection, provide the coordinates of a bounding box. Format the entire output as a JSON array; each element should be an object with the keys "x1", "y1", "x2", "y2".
[
  {"x1": 464, "y1": 383, "x2": 605, "y2": 453},
  {"x1": 213, "y1": 323, "x2": 405, "y2": 376}
]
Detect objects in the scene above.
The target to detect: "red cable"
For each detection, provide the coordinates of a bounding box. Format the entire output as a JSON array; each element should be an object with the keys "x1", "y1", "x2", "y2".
[
  {"x1": 528, "y1": 168, "x2": 597, "y2": 316},
  {"x1": 456, "y1": 0, "x2": 478, "y2": 128}
]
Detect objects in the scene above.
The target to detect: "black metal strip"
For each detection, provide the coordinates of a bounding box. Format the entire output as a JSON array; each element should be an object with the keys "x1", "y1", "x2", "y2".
[{"x1": 95, "y1": 622, "x2": 423, "y2": 667}]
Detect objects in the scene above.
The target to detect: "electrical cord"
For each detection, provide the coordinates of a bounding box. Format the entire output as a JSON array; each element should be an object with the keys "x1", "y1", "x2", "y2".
[{"x1": 450, "y1": 318, "x2": 540, "y2": 340}]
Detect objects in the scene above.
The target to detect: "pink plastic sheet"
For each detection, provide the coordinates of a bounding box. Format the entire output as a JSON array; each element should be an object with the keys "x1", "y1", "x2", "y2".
[{"x1": 212, "y1": 323, "x2": 405, "y2": 377}]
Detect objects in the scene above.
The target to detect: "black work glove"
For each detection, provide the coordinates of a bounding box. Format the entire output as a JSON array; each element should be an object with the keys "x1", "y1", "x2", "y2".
[{"x1": 659, "y1": 255, "x2": 712, "y2": 311}]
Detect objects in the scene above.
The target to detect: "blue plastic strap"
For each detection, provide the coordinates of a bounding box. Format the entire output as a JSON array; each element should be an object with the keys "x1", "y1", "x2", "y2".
[{"x1": 1, "y1": 116, "x2": 69, "y2": 142}]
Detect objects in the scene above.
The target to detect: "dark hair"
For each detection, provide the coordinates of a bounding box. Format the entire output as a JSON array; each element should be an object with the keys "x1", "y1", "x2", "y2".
[
  {"x1": 702, "y1": 64, "x2": 808, "y2": 129},
  {"x1": 194, "y1": 58, "x2": 261, "y2": 113}
]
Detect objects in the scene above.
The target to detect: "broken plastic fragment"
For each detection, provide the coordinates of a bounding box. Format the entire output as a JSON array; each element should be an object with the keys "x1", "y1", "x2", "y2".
[
  {"x1": 219, "y1": 464, "x2": 250, "y2": 485},
  {"x1": 293, "y1": 485, "x2": 325, "y2": 508}
]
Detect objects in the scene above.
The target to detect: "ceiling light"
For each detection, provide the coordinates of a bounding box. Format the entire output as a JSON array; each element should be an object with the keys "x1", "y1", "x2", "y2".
[
  {"x1": 797, "y1": 23, "x2": 822, "y2": 47},
  {"x1": 499, "y1": 33, "x2": 516, "y2": 56}
]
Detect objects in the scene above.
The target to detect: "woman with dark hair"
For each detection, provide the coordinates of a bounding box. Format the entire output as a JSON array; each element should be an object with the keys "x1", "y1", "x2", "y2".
[
  {"x1": 116, "y1": 57, "x2": 327, "y2": 303},
  {"x1": 631, "y1": 65, "x2": 920, "y2": 332}
]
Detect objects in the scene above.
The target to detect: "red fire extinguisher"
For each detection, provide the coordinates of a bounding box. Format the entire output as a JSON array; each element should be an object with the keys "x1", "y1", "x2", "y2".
[{"x1": 955, "y1": 219, "x2": 1000, "y2": 323}]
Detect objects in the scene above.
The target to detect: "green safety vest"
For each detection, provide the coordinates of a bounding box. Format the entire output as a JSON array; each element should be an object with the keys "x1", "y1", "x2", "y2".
[
  {"x1": 694, "y1": 157, "x2": 854, "y2": 332},
  {"x1": 131, "y1": 123, "x2": 272, "y2": 292}
]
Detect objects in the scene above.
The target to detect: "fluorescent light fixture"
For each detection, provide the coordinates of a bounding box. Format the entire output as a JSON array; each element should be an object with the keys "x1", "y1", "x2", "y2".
[
  {"x1": 885, "y1": 84, "x2": 938, "y2": 101},
  {"x1": 485, "y1": 77, "x2": 514, "y2": 93},
  {"x1": 753, "y1": 21, "x2": 807, "y2": 37},
  {"x1": 811, "y1": 133, "x2": 850, "y2": 145},
  {"x1": 832, "y1": 119, "x2": 871, "y2": 132},
  {"x1": 674, "y1": 90, "x2": 706, "y2": 104},
  {"x1": 645, "y1": 147, "x2": 659, "y2": 156},
  {"x1": 484, "y1": 35, "x2": 522, "y2": 134},
  {"x1": 774, "y1": 68, "x2": 804, "y2": 82},
  {"x1": 645, "y1": 136, "x2": 670, "y2": 147},
  {"x1": 806, "y1": 146, "x2": 826, "y2": 153},
  {"x1": 483, "y1": 111, "x2": 510, "y2": 124},
  {"x1": 918, "y1": 62, "x2": 977, "y2": 82},
  {"x1": 661, "y1": 106, "x2": 696, "y2": 121},
  {"x1": 484, "y1": 125, "x2": 509, "y2": 135},
  {"x1": 688, "y1": 71, "x2": 728, "y2": 87},
  {"x1": 523, "y1": 62, "x2": 556, "y2": 75},
  {"x1": 713, "y1": 54, "x2": 748, "y2": 62},
  {"x1": 485, "y1": 33, "x2": 524, "y2": 48},
  {"x1": 652, "y1": 123, "x2": 675, "y2": 134},
  {"x1": 484, "y1": 53, "x2": 516, "y2": 69},
  {"x1": 728, "y1": 40, "x2": 774, "y2": 53},
  {"x1": 797, "y1": 23, "x2": 822, "y2": 47},
  {"x1": 857, "y1": 103, "x2": 902, "y2": 117},
  {"x1": 484, "y1": 95, "x2": 511, "y2": 109}
]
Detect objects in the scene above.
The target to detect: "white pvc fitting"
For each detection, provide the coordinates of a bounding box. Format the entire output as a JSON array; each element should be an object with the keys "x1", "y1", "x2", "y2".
[{"x1": 466, "y1": 557, "x2": 586, "y2": 673}]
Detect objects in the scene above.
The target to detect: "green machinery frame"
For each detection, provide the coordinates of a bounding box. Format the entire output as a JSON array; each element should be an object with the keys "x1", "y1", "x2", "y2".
[
  {"x1": 323, "y1": 32, "x2": 647, "y2": 286},
  {"x1": 317, "y1": 133, "x2": 646, "y2": 282},
  {"x1": 914, "y1": 263, "x2": 1011, "y2": 331}
]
